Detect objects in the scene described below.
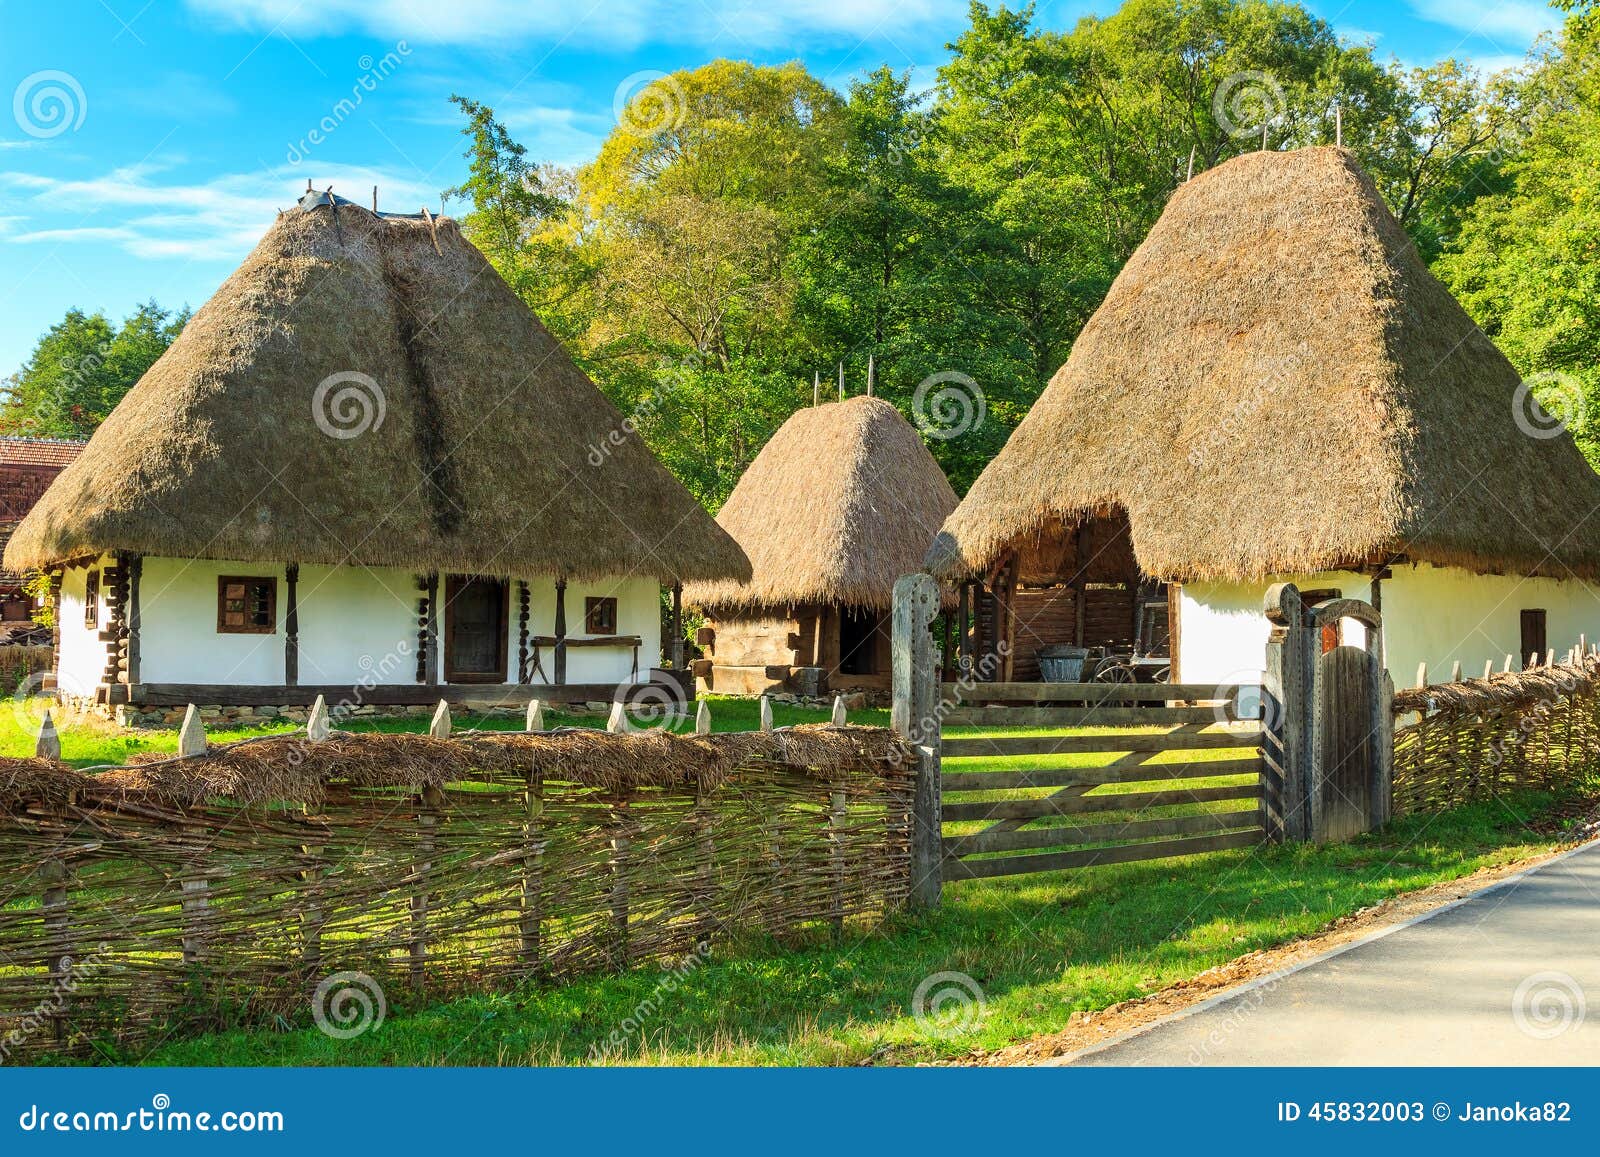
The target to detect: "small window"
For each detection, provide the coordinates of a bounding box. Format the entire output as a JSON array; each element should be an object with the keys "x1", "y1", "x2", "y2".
[
  {"x1": 217, "y1": 576, "x2": 277, "y2": 634},
  {"x1": 1520, "y1": 609, "x2": 1547, "y2": 667},
  {"x1": 585, "y1": 596, "x2": 618, "y2": 635},
  {"x1": 83, "y1": 570, "x2": 100, "y2": 629}
]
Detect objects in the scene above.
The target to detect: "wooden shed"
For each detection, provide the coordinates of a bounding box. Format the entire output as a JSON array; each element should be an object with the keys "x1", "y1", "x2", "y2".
[{"x1": 684, "y1": 396, "x2": 958, "y2": 696}]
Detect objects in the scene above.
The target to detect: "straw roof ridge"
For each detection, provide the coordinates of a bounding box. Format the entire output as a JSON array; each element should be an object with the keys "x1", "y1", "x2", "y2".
[
  {"x1": 927, "y1": 147, "x2": 1600, "y2": 584},
  {"x1": 685, "y1": 395, "x2": 958, "y2": 611},
  {"x1": 4, "y1": 195, "x2": 750, "y2": 584}
]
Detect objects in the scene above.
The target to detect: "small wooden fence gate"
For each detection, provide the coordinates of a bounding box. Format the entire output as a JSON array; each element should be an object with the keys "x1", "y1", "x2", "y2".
[{"x1": 938, "y1": 681, "x2": 1266, "y2": 881}]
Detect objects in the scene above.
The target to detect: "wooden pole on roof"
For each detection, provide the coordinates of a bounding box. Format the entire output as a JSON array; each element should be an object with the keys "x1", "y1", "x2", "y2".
[
  {"x1": 372, "y1": 185, "x2": 378, "y2": 212},
  {"x1": 837, "y1": 362, "x2": 845, "y2": 401},
  {"x1": 1186, "y1": 146, "x2": 1195, "y2": 182},
  {"x1": 1261, "y1": 121, "x2": 1269, "y2": 151},
  {"x1": 1335, "y1": 103, "x2": 1343, "y2": 147},
  {"x1": 813, "y1": 370, "x2": 820, "y2": 406},
  {"x1": 867, "y1": 354, "x2": 875, "y2": 397}
]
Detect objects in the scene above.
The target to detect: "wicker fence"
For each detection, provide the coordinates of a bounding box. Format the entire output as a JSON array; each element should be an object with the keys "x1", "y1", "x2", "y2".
[
  {"x1": 0, "y1": 720, "x2": 912, "y2": 1062},
  {"x1": 1390, "y1": 655, "x2": 1600, "y2": 816}
]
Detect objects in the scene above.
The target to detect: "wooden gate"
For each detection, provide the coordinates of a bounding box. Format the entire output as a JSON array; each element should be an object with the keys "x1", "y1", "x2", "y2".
[{"x1": 937, "y1": 681, "x2": 1266, "y2": 881}]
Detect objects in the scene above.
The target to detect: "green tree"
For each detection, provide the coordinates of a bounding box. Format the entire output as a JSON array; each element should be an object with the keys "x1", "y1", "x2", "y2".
[
  {"x1": 1, "y1": 301, "x2": 187, "y2": 437},
  {"x1": 1435, "y1": 14, "x2": 1600, "y2": 467}
]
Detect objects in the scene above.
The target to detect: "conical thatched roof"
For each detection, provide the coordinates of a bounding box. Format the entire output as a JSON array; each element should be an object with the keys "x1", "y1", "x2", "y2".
[
  {"x1": 4, "y1": 193, "x2": 749, "y2": 584},
  {"x1": 927, "y1": 147, "x2": 1600, "y2": 584},
  {"x1": 685, "y1": 396, "x2": 957, "y2": 612}
]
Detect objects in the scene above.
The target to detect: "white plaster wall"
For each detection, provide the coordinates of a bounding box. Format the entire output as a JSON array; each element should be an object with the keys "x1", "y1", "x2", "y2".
[
  {"x1": 55, "y1": 554, "x2": 114, "y2": 696},
  {"x1": 294, "y1": 564, "x2": 418, "y2": 686},
  {"x1": 65, "y1": 558, "x2": 662, "y2": 693},
  {"x1": 138, "y1": 558, "x2": 285, "y2": 685},
  {"x1": 522, "y1": 575, "x2": 662, "y2": 686},
  {"x1": 1178, "y1": 563, "x2": 1600, "y2": 689}
]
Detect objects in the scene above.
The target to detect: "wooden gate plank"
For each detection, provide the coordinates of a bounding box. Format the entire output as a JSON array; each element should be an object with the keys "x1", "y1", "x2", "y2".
[
  {"x1": 942, "y1": 829, "x2": 1264, "y2": 880},
  {"x1": 942, "y1": 756, "x2": 1262, "y2": 791},
  {"x1": 941, "y1": 783, "x2": 1260, "y2": 822},
  {"x1": 941, "y1": 704, "x2": 1231, "y2": 728},
  {"x1": 943, "y1": 809, "x2": 1262, "y2": 857},
  {"x1": 942, "y1": 682, "x2": 1250, "y2": 703},
  {"x1": 941, "y1": 727, "x2": 1260, "y2": 758}
]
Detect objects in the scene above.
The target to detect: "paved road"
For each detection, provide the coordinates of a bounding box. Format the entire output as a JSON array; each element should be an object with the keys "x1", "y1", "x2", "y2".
[{"x1": 1066, "y1": 840, "x2": 1600, "y2": 1066}]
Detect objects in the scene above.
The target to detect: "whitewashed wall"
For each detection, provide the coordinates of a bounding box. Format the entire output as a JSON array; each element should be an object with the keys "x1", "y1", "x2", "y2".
[
  {"x1": 60, "y1": 557, "x2": 663, "y2": 693},
  {"x1": 55, "y1": 554, "x2": 114, "y2": 696},
  {"x1": 1178, "y1": 563, "x2": 1600, "y2": 689}
]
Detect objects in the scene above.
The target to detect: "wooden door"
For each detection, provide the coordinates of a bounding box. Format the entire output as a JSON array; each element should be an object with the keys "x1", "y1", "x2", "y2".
[
  {"x1": 444, "y1": 576, "x2": 509, "y2": 683},
  {"x1": 1315, "y1": 645, "x2": 1374, "y2": 843}
]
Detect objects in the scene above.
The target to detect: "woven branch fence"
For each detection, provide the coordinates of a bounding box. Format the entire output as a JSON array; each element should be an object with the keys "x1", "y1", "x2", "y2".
[
  {"x1": 1391, "y1": 656, "x2": 1600, "y2": 816},
  {"x1": 0, "y1": 722, "x2": 913, "y2": 1062}
]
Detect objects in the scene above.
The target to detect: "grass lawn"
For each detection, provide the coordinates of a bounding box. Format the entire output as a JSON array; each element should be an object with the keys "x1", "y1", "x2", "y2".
[{"x1": 11, "y1": 696, "x2": 1589, "y2": 1066}]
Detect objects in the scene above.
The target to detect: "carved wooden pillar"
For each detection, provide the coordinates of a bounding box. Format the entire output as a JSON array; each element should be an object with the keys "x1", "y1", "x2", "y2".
[{"x1": 284, "y1": 562, "x2": 299, "y2": 686}]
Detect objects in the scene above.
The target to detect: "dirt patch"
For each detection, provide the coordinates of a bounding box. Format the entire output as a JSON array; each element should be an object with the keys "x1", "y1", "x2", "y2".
[{"x1": 961, "y1": 839, "x2": 1590, "y2": 1067}]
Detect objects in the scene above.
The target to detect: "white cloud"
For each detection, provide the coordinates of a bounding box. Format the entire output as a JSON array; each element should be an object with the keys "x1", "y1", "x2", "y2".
[
  {"x1": 1406, "y1": 0, "x2": 1560, "y2": 46},
  {"x1": 184, "y1": 0, "x2": 964, "y2": 50},
  {"x1": 0, "y1": 163, "x2": 441, "y2": 262}
]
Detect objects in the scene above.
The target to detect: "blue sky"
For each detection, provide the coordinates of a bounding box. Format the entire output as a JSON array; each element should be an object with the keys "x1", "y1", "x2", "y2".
[{"x1": 0, "y1": 0, "x2": 1566, "y2": 374}]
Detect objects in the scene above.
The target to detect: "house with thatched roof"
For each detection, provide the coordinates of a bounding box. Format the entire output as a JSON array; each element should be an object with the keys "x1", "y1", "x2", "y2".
[
  {"x1": 927, "y1": 147, "x2": 1600, "y2": 687},
  {"x1": 685, "y1": 395, "x2": 957, "y2": 696},
  {"x1": 4, "y1": 190, "x2": 748, "y2": 721},
  {"x1": 0, "y1": 437, "x2": 84, "y2": 635}
]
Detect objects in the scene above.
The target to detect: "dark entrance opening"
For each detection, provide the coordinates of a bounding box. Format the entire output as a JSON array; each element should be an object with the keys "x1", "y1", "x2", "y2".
[
  {"x1": 1521, "y1": 608, "x2": 1547, "y2": 667},
  {"x1": 444, "y1": 576, "x2": 509, "y2": 683},
  {"x1": 839, "y1": 606, "x2": 882, "y2": 676}
]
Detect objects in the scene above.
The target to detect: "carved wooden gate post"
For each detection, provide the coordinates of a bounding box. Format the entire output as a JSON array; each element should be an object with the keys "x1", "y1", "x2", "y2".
[
  {"x1": 1262, "y1": 583, "x2": 1314, "y2": 842},
  {"x1": 893, "y1": 573, "x2": 943, "y2": 909},
  {"x1": 1262, "y1": 582, "x2": 1394, "y2": 844}
]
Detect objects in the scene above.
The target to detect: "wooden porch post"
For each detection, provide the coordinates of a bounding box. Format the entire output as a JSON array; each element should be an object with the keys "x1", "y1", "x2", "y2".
[
  {"x1": 553, "y1": 579, "x2": 568, "y2": 686},
  {"x1": 670, "y1": 581, "x2": 684, "y2": 670},
  {"x1": 284, "y1": 562, "x2": 299, "y2": 686}
]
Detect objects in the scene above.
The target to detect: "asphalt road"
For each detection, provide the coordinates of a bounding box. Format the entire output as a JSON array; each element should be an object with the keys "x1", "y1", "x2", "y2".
[{"x1": 1064, "y1": 839, "x2": 1600, "y2": 1066}]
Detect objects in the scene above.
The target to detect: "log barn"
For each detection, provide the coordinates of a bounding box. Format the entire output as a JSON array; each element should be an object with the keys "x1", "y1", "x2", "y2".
[
  {"x1": 926, "y1": 147, "x2": 1600, "y2": 687},
  {"x1": 3, "y1": 189, "x2": 749, "y2": 720},
  {"x1": 685, "y1": 395, "x2": 957, "y2": 696}
]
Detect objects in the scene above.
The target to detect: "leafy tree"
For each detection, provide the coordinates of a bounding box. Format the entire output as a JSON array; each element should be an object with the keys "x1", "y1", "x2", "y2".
[
  {"x1": 1436, "y1": 14, "x2": 1600, "y2": 467},
  {"x1": 1, "y1": 302, "x2": 187, "y2": 437}
]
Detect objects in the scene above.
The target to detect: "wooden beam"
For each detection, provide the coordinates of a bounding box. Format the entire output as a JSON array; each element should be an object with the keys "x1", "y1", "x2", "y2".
[
  {"x1": 553, "y1": 579, "x2": 568, "y2": 685},
  {"x1": 284, "y1": 562, "x2": 299, "y2": 686},
  {"x1": 942, "y1": 829, "x2": 1263, "y2": 880}
]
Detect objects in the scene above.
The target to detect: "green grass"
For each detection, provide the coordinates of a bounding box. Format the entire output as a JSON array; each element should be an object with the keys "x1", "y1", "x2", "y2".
[{"x1": 14, "y1": 696, "x2": 1588, "y2": 1066}]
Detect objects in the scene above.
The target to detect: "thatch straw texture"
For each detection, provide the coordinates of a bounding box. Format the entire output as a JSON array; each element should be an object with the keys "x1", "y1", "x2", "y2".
[
  {"x1": 927, "y1": 147, "x2": 1600, "y2": 584},
  {"x1": 4, "y1": 195, "x2": 749, "y2": 584},
  {"x1": 685, "y1": 397, "x2": 957, "y2": 611}
]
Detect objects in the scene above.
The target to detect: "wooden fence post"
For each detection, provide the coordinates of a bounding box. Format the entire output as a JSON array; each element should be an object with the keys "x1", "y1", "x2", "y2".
[
  {"x1": 892, "y1": 573, "x2": 942, "y2": 909},
  {"x1": 609, "y1": 789, "x2": 633, "y2": 968},
  {"x1": 525, "y1": 699, "x2": 544, "y2": 732},
  {"x1": 39, "y1": 835, "x2": 71, "y2": 1042},
  {"x1": 831, "y1": 695, "x2": 847, "y2": 726},
  {"x1": 176, "y1": 704, "x2": 211, "y2": 971},
  {"x1": 695, "y1": 700, "x2": 711, "y2": 736},
  {"x1": 35, "y1": 710, "x2": 60, "y2": 760},
  {"x1": 827, "y1": 783, "x2": 847, "y2": 934},
  {"x1": 300, "y1": 703, "x2": 331, "y2": 970},
  {"x1": 759, "y1": 695, "x2": 773, "y2": 732},
  {"x1": 1261, "y1": 584, "x2": 1312, "y2": 842},
  {"x1": 520, "y1": 767, "x2": 544, "y2": 976}
]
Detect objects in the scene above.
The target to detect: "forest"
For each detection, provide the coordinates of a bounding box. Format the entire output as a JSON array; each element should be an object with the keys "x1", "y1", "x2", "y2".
[{"x1": 5, "y1": 0, "x2": 1598, "y2": 502}]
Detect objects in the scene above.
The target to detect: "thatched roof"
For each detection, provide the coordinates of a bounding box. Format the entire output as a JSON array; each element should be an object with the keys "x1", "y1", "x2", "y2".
[
  {"x1": 685, "y1": 396, "x2": 957, "y2": 612},
  {"x1": 4, "y1": 193, "x2": 749, "y2": 584},
  {"x1": 927, "y1": 147, "x2": 1600, "y2": 584}
]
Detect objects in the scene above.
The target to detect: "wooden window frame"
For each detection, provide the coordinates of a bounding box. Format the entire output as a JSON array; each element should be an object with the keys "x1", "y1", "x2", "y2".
[
  {"x1": 217, "y1": 575, "x2": 278, "y2": 635},
  {"x1": 584, "y1": 595, "x2": 618, "y2": 635},
  {"x1": 83, "y1": 570, "x2": 100, "y2": 630},
  {"x1": 1520, "y1": 609, "x2": 1547, "y2": 667}
]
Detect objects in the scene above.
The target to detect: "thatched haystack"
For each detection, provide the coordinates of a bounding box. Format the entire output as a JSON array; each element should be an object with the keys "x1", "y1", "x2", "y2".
[
  {"x1": 926, "y1": 147, "x2": 1600, "y2": 586},
  {"x1": 4, "y1": 192, "x2": 748, "y2": 585},
  {"x1": 685, "y1": 396, "x2": 956, "y2": 694}
]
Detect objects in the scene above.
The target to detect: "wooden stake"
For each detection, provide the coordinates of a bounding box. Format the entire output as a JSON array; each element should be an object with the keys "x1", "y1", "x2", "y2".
[
  {"x1": 35, "y1": 710, "x2": 60, "y2": 761},
  {"x1": 867, "y1": 353, "x2": 875, "y2": 397},
  {"x1": 1186, "y1": 145, "x2": 1195, "y2": 182},
  {"x1": 178, "y1": 705, "x2": 206, "y2": 757},
  {"x1": 831, "y1": 695, "x2": 847, "y2": 726},
  {"x1": 1449, "y1": 660, "x2": 1462, "y2": 684},
  {"x1": 525, "y1": 699, "x2": 544, "y2": 732},
  {"x1": 1482, "y1": 659, "x2": 1494, "y2": 680},
  {"x1": 759, "y1": 695, "x2": 773, "y2": 732},
  {"x1": 429, "y1": 700, "x2": 451, "y2": 738},
  {"x1": 695, "y1": 699, "x2": 711, "y2": 736},
  {"x1": 838, "y1": 362, "x2": 844, "y2": 401},
  {"x1": 607, "y1": 701, "x2": 629, "y2": 734},
  {"x1": 813, "y1": 370, "x2": 820, "y2": 407},
  {"x1": 1503, "y1": 654, "x2": 1513, "y2": 673},
  {"x1": 307, "y1": 694, "x2": 330, "y2": 742},
  {"x1": 1414, "y1": 663, "x2": 1427, "y2": 689}
]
